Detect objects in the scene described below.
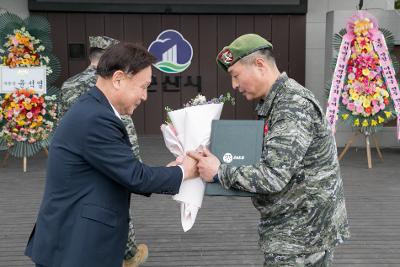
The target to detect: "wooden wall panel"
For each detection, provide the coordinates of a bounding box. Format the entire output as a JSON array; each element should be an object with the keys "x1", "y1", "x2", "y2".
[
  {"x1": 124, "y1": 14, "x2": 145, "y2": 134},
  {"x1": 180, "y1": 15, "x2": 200, "y2": 105},
  {"x1": 85, "y1": 14, "x2": 105, "y2": 54},
  {"x1": 271, "y1": 15, "x2": 290, "y2": 73},
  {"x1": 199, "y1": 15, "x2": 218, "y2": 101},
  {"x1": 161, "y1": 15, "x2": 181, "y2": 122},
  {"x1": 105, "y1": 14, "x2": 124, "y2": 40},
  {"x1": 47, "y1": 13, "x2": 68, "y2": 88},
  {"x1": 254, "y1": 15, "x2": 272, "y2": 42},
  {"x1": 235, "y1": 15, "x2": 255, "y2": 120},
  {"x1": 67, "y1": 13, "x2": 87, "y2": 77},
  {"x1": 33, "y1": 11, "x2": 306, "y2": 134},
  {"x1": 142, "y1": 15, "x2": 162, "y2": 134},
  {"x1": 217, "y1": 15, "x2": 236, "y2": 120},
  {"x1": 289, "y1": 15, "x2": 306, "y2": 86}
]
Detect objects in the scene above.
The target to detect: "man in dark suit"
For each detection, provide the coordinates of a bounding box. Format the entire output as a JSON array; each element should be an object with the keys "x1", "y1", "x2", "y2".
[{"x1": 25, "y1": 42, "x2": 197, "y2": 267}]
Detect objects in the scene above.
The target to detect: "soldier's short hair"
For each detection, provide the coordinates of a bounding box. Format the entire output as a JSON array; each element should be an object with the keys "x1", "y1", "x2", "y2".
[
  {"x1": 240, "y1": 48, "x2": 276, "y2": 66},
  {"x1": 96, "y1": 42, "x2": 156, "y2": 78},
  {"x1": 88, "y1": 47, "x2": 104, "y2": 62}
]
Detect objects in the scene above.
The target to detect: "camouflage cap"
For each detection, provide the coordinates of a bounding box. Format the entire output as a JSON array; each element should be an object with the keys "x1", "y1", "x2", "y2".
[
  {"x1": 89, "y1": 36, "x2": 119, "y2": 50},
  {"x1": 216, "y1": 33, "x2": 273, "y2": 72}
]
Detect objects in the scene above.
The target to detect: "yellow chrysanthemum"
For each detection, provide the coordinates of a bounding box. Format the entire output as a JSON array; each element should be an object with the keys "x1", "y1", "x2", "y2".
[
  {"x1": 17, "y1": 120, "x2": 25, "y2": 126},
  {"x1": 362, "y1": 120, "x2": 369, "y2": 127},
  {"x1": 354, "y1": 119, "x2": 360, "y2": 126},
  {"x1": 384, "y1": 111, "x2": 392, "y2": 118},
  {"x1": 37, "y1": 115, "x2": 43, "y2": 122},
  {"x1": 363, "y1": 99, "x2": 371, "y2": 108},
  {"x1": 372, "y1": 93, "x2": 380, "y2": 100},
  {"x1": 378, "y1": 116, "x2": 385, "y2": 123},
  {"x1": 371, "y1": 120, "x2": 378, "y2": 126},
  {"x1": 342, "y1": 114, "x2": 349, "y2": 120},
  {"x1": 24, "y1": 103, "x2": 32, "y2": 110},
  {"x1": 30, "y1": 122, "x2": 37, "y2": 128}
]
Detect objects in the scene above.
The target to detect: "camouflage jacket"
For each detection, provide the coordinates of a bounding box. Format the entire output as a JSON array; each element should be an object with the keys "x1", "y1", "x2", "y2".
[
  {"x1": 60, "y1": 66, "x2": 141, "y2": 160},
  {"x1": 218, "y1": 72, "x2": 350, "y2": 255}
]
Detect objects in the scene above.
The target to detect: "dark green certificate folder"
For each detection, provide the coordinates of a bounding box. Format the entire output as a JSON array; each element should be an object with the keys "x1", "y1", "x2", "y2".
[{"x1": 204, "y1": 120, "x2": 264, "y2": 197}]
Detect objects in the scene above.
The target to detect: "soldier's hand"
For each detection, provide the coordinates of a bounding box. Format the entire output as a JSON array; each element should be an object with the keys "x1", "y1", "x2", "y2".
[
  {"x1": 187, "y1": 147, "x2": 220, "y2": 182},
  {"x1": 181, "y1": 155, "x2": 199, "y2": 180},
  {"x1": 166, "y1": 156, "x2": 184, "y2": 167}
]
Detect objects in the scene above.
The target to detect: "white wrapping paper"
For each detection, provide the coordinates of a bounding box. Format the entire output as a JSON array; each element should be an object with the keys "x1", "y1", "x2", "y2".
[{"x1": 161, "y1": 103, "x2": 223, "y2": 231}]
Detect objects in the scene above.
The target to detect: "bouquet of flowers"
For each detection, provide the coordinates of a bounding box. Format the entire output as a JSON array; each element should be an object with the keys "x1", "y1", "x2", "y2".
[
  {"x1": 1, "y1": 27, "x2": 52, "y2": 75},
  {"x1": 0, "y1": 88, "x2": 58, "y2": 157},
  {"x1": 161, "y1": 93, "x2": 234, "y2": 231},
  {"x1": 327, "y1": 10, "x2": 400, "y2": 137}
]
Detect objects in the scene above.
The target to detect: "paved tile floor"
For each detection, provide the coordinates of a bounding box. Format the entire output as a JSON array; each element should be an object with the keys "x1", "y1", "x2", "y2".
[{"x1": 1, "y1": 136, "x2": 399, "y2": 266}]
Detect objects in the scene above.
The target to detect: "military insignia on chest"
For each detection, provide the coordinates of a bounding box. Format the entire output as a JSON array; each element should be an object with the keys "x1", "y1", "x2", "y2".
[{"x1": 264, "y1": 121, "x2": 269, "y2": 135}]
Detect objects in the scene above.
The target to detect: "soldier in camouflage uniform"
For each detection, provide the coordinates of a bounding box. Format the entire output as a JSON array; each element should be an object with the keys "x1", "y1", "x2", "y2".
[
  {"x1": 60, "y1": 36, "x2": 148, "y2": 267},
  {"x1": 189, "y1": 34, "x2": 350, "y2": 266}
]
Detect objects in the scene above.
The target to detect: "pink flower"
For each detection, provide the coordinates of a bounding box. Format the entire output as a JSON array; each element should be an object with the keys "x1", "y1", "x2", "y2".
[
  {"x1": 356, "y1": 105, "x2": 364, "y2": 114},
  {"x1": 373, "y1": 105, "x2": 381, "y2": 113},
  {"x1": 369, "y1": 71, "x2": 376, "y2": 79},
  {"x1": 41, "y1": 109, "x2": 46, "y2": 115},
  {"x1": 364, "y1": 86, "x2": 373, "y2": 94},
  {"x1": 347, "y1": 102, "x2": 355, "y2": 111},
  {"x1": 342, "y1": 97, "x2": 349, "y2": 105},
  {"x1": 11, "y1": 37, "x2": 18, "y2": 46},
  {"x1": 26, "y1": 112, "x2": 33, "y2": 119}
]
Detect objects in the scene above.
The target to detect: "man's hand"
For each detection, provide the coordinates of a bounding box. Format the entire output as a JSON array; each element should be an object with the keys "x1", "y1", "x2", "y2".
[
  {"x1": 187, "y1": 147, "x2": 220, "y2": 182},
  {"x1": 181, "y1": 155, "x2": 199, "y2": 180},
  {"x1": 166, "y1": 156, "x2": 184, "y2": 167}
]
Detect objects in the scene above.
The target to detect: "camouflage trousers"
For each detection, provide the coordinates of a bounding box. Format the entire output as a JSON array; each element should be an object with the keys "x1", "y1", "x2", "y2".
[
  {"x1": 123, "y1": 214, "x2": 138, "y2": 260},
  {"x1": 263, "y1": 250, "x2": 334, "y2": 267}
]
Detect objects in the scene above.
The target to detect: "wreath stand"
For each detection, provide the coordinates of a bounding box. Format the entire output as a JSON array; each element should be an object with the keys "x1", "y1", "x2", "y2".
[
  {"x1": 1, "y1": 148, "x2": 48, "y2": 172},
  {"x1": 338, "y1": 130, "x2": 384, "y2": 169}
]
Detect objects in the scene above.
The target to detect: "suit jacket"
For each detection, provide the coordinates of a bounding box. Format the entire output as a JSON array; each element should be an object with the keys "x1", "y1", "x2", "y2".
[{"x1": 25, "y1": 86, "x2": 182, "y2": 267}]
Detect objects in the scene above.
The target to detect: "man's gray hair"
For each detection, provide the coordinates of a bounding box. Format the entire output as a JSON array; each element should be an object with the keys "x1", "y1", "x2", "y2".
[{"x1": 239, "y1": 48, "x2": 275, "y2": 66}]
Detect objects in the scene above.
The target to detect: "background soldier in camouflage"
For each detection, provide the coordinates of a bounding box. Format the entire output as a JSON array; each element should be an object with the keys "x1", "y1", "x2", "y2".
[
  {"x1": 189, "y1": 34, "x2": 350, "y2": 266},
  {"x1": 60, "y1": 36, "x2": 148, "y2": 267}
]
